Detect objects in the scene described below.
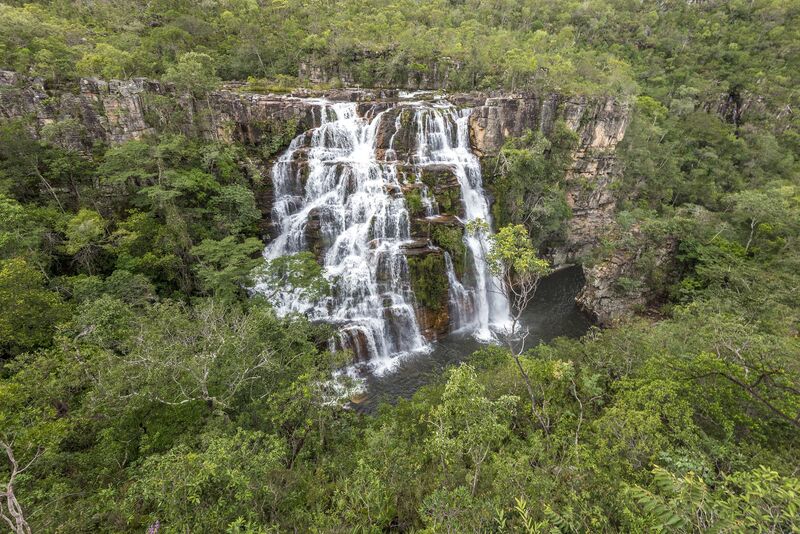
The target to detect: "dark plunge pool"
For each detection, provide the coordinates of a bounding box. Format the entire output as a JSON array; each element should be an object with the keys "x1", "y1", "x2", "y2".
[{"x1": 353, "y1": 265, "x2": 591, "y2": 411}]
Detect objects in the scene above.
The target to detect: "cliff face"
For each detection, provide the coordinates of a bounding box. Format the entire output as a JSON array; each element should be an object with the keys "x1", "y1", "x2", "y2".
[
  {"x1": 1, "y1": 71, "x2": 648, "y2": 328},
  {"x1": 0, "y1": 71, "x2": 321, "y2": 149},
  {"x1": 468, "y1": 94, "x2": 630, "y2": 265},
  {"x1": 576, "y1": 228, "x2": 677, "y2": 326}
]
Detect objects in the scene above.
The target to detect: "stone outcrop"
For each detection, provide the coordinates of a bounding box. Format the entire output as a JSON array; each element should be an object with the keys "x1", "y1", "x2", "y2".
[
  {"x1": 0, "y1": 70, "x2": 366, "y2": 150},
  {"x1": 466, "y1": 93, "x2": 647, "y2": 324},
  {"x1": 576, "y1": 227, "x2": 677, "y2": 326},
  {"x1": 374, "y1": 106, "x2": 417, "y2": 161}
]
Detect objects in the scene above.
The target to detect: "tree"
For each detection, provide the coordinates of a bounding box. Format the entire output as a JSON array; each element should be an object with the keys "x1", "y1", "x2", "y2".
[
  {"x1": 191, "y1": 236, "x2": 263, "y2": 301},
  {"x1": 726, "y1": 185, "x2": 796, "y2": 254},
  {"x1": 489, "y1": 124, "x2": 576, "y2": 244},
  {"x1": 98, "y1": 300, "x2": 280, "y2": 412},
  {"x1": 0, "y1": 258, "x2": 68, "y2": 357},
  {"x1": 468, "y1": 221, "x2": 551, "y2": 430},
  {"x1": 209, "y1": 184, "x2": 261, "y2": 236},
  {"x1": 426, "y1": 364, "x2": 517, "y2": 496},
  {"x1": 252, "y1": 251, "x2": 330, "y2": 313},
  {"x1": 75, "y1": 43, "x2": 133, "y2": 79},
  {"x1": 163, "y1": 52, "x2": 222, "y2": 140},
  {"x1": 0, "y1": 120, "x2": 64, "y2": 211},
  {"x1": 64, "y1": 209, "x2": 107, "y2": 274},
  {"x1": 0, "y1": 440, "x2": 40, "y2": 534},
  {"x1": 629, "y1": 465, "x2": 800, "y2": 532},
  {"x1": 0, "y1": 195, "x2": 44, "y2": 262},
  {"x1": 665, "y1": 306, "x2": 800, "y2": 432},
  {"x1": 503, "y1": 48, "x2": 537, "y2": 90},
  {"x1": 164, "y1": 52, "x2": 221, "y2": 98},
  {"x1": 485, "y1": 224, "x2": 552, "y2": 340},
  {"x1": 127, "y1": 428, "x2": 285, "y2": 531}
]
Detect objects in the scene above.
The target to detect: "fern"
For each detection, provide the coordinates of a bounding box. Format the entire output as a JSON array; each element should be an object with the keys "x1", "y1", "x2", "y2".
[
  {"x1": 543, "y1": 504, "x2": 567, "y2": 533},
  {"x1": 627, "y1": 467, "x2": 690, "y2": 532}
]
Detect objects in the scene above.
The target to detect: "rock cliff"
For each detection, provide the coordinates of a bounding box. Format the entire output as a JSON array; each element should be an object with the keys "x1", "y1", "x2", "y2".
[
  {"x1": 468, "y1": 93, "x2": 630, "y2": 265},
  {"x1": 1, "y1": 71, "x2": 650, "y2": 328}
]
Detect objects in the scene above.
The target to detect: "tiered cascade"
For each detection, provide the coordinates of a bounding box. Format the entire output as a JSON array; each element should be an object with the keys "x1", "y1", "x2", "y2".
[{"x1": 259, "y1": 99, "x2": 510, "y2": 372}]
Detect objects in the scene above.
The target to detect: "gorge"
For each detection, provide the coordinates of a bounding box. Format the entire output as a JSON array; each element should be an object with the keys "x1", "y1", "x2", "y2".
[
  {"x1": 3, "y1": 3, "x2": 798, "y2": 530},
  {"x1": 0, "y1": 71, "x2": 641, "y2": 371}
]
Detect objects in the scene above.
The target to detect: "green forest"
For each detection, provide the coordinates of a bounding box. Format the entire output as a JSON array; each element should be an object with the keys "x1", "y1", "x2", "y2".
[{"x1": 1, "y1": 0, "x2": 799, "y2": 532}]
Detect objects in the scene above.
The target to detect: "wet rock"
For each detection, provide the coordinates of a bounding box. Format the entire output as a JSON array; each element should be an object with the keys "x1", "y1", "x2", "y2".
[
  {"x1": 356, "y1": 101, "x2": 394, "y2": 118},
  {"x1": 404, "y1": 249, "x2": 451, "y2": 340},
  {"x1": 410, "y1": 214, "x2": 463, "y2": 241},
  {"x1": 416, "y1": 301, "x2": 450, "y2": 340},
  {"x1": 304, "y1": 208, "x2": 329, "y2": 260},
  {"x1": 338, "y1": 325, "x2": 372, "y2": 363},
  {"x1": 417, "y1": 164, "x2": 464, "y2": 217},
  {"x1": 374, "y1": 107, "x2": 417, "y2": 162},
  {"x1": 400, "y1": 238, "x2": 435, "y2": 257}
]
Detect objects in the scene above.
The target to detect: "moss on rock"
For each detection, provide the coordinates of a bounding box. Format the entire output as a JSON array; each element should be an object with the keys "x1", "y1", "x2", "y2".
[
  {"x1": 430, "y1": 225, "x2": 467, "y2": 278},
  {"x1": 407, "y1": 252, "x2": 448, "y2": 311}
]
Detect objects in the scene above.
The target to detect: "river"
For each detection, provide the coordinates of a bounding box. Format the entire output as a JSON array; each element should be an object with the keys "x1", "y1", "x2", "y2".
[{"x1": 352, "y1": 265, "x2": 590, "y2": 411}]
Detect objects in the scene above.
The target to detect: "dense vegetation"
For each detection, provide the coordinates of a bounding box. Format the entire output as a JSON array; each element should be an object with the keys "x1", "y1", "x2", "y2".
[{"x1": 1, "y1": 0, "x2": 799, "y2": 532}]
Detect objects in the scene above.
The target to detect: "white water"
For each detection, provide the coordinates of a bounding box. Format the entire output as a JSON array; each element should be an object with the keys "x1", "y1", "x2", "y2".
[
  {"x1": 414, "y1": 105, "x2": 511, "y2": 339},
  {"x1": 258, "y1": 99, "x2": 510, "y2": 373}
]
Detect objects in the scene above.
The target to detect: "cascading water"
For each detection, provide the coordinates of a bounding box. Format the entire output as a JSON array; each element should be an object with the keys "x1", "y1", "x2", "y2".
[
  {"x1": 258, "y1": 98, "x2": 510, "y2": 372},
  {"x1": 414, "y1": 105, "x2": 511, "y2": 339}
]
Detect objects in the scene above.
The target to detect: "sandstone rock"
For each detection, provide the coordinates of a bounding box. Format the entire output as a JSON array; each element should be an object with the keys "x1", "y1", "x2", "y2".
[
  {"x1": 338, "y1": 325, "x2": 373, "y2": 363},
  {"x1": 468, "y1": 92, "x2": 630, "y2": 269},
  {"x1": 0, "y1": 70, "x2": 321, "y2": 149},
  {"x1": 410, "y1": 214, "x2": 463, "y2": 240},
  {"x1": 400, "y1": 238, "x2": 435, "y2": 256},
  {"x1": 576, "y1": 226, "x2": 677, "y2": 326},
  {"x1": 304, "y1": 207, "x2": 332, "y2": 260},
  {"x1": 417, "y1": 164, "x2": 464, "y2": 217},
  {"x1": 416, "y1": 300, "x2": 450, "y2": 340},
  {"x1": 374, "y1": 106, "x2": 417, "y2": 162},
  {"x1": 403, "y1": 248, "x2": 451, "y2": 340}
]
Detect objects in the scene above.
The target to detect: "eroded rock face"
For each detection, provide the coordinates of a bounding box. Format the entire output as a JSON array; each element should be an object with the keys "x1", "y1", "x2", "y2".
[
  {"x1": 416, "y1": 301, "x2": 451, "y2": 340},
  {"x1": 576, "y1": 227, "x2": 677, "y2": 326},
  {"x1": 469, "y1": 94, "x2": 630, "y2": 266},
  {"x1": 0, "y1": 70, "x2": 321, "y2": 149},
  {"x1": 465, "y1": 93, "x2": 647, "y2": 324},
  {"x1": 374, "y1": 106, "x2": 418, "y2": 162},
  {"x1": 404, "y1": 249, "x2": 451, "y2": 340},
  {"x1": 469, "y1": 94, "x2": 560, "y2": 157}
]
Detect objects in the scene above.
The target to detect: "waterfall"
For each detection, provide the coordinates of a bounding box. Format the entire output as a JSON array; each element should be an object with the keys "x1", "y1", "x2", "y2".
[
  {"x1": 258, "y1": 98, "x2": 510, "y2": 372},
  {"x1": 414, "y1": 105, "x2": 511, "y2": 340}
]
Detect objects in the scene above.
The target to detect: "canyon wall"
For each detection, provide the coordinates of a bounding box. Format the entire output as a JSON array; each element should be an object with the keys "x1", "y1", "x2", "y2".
[{"x1": 1, "y1": 70, "x2": 654, "y2": 328}]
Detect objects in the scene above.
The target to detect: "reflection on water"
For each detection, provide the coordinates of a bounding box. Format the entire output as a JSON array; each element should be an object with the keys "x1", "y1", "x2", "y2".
[{"x1": 353, "y1": 265, "x2": 591, "y2": 412}]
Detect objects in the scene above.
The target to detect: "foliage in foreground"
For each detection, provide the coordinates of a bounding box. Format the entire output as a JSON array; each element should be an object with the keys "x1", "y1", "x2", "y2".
[
  {"x1": 1, "y1": 0, "x2": 799, "y2": 529},
  {"x1": 0, "y1": 115, "x2": 797, "y2": 531}
]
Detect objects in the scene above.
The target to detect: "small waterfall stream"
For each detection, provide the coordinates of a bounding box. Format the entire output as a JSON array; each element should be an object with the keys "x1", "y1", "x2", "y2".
[
  {"x1": 414, "y1": 106, "x2": 511, "y2": 339},
  {"x1": 258, "y1": 98, "x2": 510, "y2": 372}
]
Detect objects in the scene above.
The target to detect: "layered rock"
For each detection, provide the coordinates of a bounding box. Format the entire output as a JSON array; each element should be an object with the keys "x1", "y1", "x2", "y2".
[
  {"x1": 404, "y1": 249, "x2": 451, "y2": 339},
  {"x1": 373, "y1": 106, "x2": 418, "y2": 161},
  {"x1": 465, "y1": 94, "x2": 649, "y2": 324},
  {"x1": 576, "y1": 227, "x2": 677, "y2": 326},
  {"x1": 469, "y1": 94, "x2": 630, "y2": 264},
  {"x1": 0, "y1": 70, "x2": 390, "y2": 150}
]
